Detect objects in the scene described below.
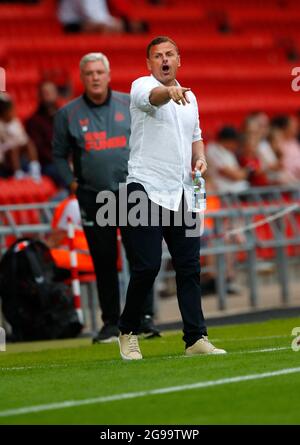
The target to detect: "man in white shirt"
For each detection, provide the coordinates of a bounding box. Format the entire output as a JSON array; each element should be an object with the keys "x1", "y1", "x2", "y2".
[{"x1": 118, "y1": 36, "x2": 226, "y2": 360}]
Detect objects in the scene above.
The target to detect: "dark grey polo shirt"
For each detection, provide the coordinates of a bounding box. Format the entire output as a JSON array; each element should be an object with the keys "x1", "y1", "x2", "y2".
[{"x1": 52, "y1": 90, "x2": 131, "y2": 193}]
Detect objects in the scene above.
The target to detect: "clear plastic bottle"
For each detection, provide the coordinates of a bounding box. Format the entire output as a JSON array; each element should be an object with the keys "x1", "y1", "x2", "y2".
[{"x1": 192, "y1": 170, "x2": 206, "y2": 211}]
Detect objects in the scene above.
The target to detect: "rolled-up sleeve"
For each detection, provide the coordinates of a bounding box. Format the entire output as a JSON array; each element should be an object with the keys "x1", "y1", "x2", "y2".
[{"x1": 130, "y1": 77, "x2": 161, "y2": 113}]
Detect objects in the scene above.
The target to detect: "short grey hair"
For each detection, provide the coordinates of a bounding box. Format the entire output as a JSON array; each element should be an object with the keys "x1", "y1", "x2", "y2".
[{"x1": 79, "y1": 52, "x2": 110, "y2": 72}]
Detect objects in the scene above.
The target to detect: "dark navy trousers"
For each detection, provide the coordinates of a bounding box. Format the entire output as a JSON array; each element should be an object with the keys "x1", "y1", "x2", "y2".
[{"x1": 119, "y1": 182, "x2": 207, "y2": 346}]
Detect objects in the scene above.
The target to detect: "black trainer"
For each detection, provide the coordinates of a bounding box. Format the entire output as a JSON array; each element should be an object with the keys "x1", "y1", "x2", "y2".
[
  {"x1": 92, "y1": 324, "x2": 120, "y2": 344},
  {"x1": 139, "y1": 315, "x2": 161, "y2": 339}
]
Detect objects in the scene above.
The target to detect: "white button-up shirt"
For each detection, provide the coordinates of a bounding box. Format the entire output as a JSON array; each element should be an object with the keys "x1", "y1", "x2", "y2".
[{"x1": 127, "y1": 75, "x2": 203, "y2": 211}]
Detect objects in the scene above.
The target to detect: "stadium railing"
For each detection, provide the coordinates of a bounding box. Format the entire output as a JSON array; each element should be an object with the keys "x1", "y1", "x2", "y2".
[
  {"x1": 155, "y1": 184, "x2": 300, "y2": 310},
  {"x1": 0, "y1": 184, "x2": 299, "y2": 330}
]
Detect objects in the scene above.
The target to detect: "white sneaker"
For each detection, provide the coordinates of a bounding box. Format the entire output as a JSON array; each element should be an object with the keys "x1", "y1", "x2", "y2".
[
  {"x1": 185, "y1": 336, "x2": 227, "y2": 356},
  {"x1": 118, "y1": 332, "x2": 143, "y2": 360}
]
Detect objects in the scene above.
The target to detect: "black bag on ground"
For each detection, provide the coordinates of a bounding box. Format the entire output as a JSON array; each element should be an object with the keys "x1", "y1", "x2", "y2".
[{"x1": 0, "y1": 238, "x2": 83, "y2": 341}]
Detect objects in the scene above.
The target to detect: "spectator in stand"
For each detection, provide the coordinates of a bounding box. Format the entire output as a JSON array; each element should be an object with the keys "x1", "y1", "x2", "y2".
[
  {"x1": 239, "y1": 133, "x2": 270, "y2": 187},
  {"x1": 243, "y1": 111, "x2": 290, "y2": 185},
  {"x1": 244, "y1": 112, "x2": 273, "y2": 166},
  {"x1": 58, "y1": 0, "x2": 147, "y2": 34},
  {"x1": 0, "y1": 93, "x2": 41, "y2": 181},
  {"x1": 266, "y1": 128, "x2": 298, "y2": 185},
  {"x1": 271, "y1": 115, "x2": 300, "y2": 182},
  {"x1": 26, "y1": 81, "x2": 66, "y2": 188},
  {"x1": 206, "y1": 126, "x2": 250, "y2": 193},
  {"x1": 58, "y1": 0, "x2": 123, "y2": 33}
]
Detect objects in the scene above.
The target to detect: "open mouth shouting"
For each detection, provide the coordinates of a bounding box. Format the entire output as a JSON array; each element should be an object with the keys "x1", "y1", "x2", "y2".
[{"x1": 162, "y1": 64, "x2": 170, "y2": 75}]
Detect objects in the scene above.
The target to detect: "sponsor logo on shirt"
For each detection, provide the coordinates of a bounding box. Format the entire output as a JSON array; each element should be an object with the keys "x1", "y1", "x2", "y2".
[
  {"x1": 84, "y1": 131, "x2": 127, "y2": 151},
  {"x1": 114, "y1": 112, "x2": 125, "y2": 122},
  {"x1": 79, "y1": 118, "x2": 89, "y2": 132}
]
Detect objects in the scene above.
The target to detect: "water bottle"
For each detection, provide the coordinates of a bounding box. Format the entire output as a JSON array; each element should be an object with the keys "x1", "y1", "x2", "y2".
[{"x1": 192, "y1": 170, "x2": 206, "y2": 211}]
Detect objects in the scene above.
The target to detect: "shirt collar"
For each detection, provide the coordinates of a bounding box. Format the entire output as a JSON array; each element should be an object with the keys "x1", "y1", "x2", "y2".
[
  {"x1": 83, "y1": 89, "x2": 112, "y2": 107},
  {"x1": 150, "y1": 74, "x2": 180, "y2": 87}
]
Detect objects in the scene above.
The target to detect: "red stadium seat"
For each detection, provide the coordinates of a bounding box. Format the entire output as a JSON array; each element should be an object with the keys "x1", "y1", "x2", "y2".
[{"x1": 1, "y1": 0, "x2": 299, "y2": 134}]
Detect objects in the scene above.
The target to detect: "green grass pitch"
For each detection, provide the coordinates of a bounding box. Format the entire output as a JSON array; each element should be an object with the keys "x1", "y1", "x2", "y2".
[{"x1": 0, "y1": 317, "x2": 300, "y2": 425}]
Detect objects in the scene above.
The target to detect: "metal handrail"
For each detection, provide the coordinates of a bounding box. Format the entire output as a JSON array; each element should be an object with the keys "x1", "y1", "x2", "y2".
[{"x1": 0, "y1": 185, "x2": 299, "y2": 311}]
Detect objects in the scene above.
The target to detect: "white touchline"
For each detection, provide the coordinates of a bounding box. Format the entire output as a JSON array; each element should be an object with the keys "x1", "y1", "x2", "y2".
[
  {"x1": 0, "y1": 345, "x2": 291, "y2": 371},
  {"x1": 164, "y1": 346, "x2": 290, "y2": 360},
  {"x1": 237, "y1": 346, "x2": 289, "y2": 354},
  {"x1": 0, "y1": 364, "x2": 67, "y2": 371},
  {"x1": 211, "y1": 334, "x2": 290, "y2": 342},
  {"x1": 0, "y1": 366, "x2": 300, "y2": 418}
]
